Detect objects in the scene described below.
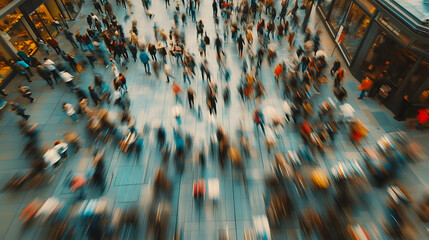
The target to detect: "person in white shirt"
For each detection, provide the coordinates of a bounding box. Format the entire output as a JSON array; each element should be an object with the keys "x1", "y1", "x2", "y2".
[
  {"x1": 283, "y1": 100, "x2": 293, "y2": 122},
  {"x1": 164, "y1": 63, "x2": 172, "y2": 82},
  {"x1": 43, "y1": 58, "x2": 60, "y2": 82},
  {"x1": 62, "y1": 103, "x2": 78, "y2": 123},
  {"x1": 59, "y1": 70, "x2": 75, "y2": 88},
  {"x1": 90, "y1": 13, "x2": 99, "y2": 22}
]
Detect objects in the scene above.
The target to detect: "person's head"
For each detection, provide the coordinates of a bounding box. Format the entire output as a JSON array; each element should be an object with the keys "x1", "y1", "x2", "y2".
[
  {"x1": 89, "y1": 86, "x2": 93, "y2": 90},
  {"x1": 62, "y1": 103, "x2": 67, "y2": 107},
  {"x1": 119, "y1": 73, "x2": 123, "y2": 77},
  {"x1": 9, "y1": 101, "x2": 15, "y2": 106}
]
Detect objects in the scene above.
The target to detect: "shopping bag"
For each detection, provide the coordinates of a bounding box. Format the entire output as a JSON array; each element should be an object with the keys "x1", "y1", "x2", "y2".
[{"x1": 76, "y1": 64, "x2": 83, "y2": 72}]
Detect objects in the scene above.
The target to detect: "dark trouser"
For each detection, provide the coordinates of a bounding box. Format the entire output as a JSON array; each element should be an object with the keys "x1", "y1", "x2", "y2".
[
  {"x1": 121, "y1": 52, "x2": 129, "y2": 60},
  {"x1": 17, "y1": 111, "x2": 30, "y2": 120},
  {"x1": 183, "y1": 73, "x2": 190, "y2": 84},
  {"x1": 21, "y1": 72, "x2": 31, "y2": 82},
  {"x1": 51, "y1": 70, "x2": 60, "y2": 83},
  {"x1": 88, "y1": 60, "x2": 95, "y2": 68},
  {"x1": 358, "y1": 90, "x2": 367, "y2": 99},
  {"x1": 330, "y1": 66, "x2": 339, "y2": 76},
  {"x1": 257, "y1": 122, "x2": 265, "y2": 135},
  {"x1": 23, "y1": 93, "x2": 34, "y2": 102},
  {"x1": 143, "y1": 63, "x2": 150, "y2": 73},
  {"x1": 151, "y1": 53, "x2": 157, "y2": 61},
  {"x1": 52, "y1": 46, "x2": 61, "y2": 54},
  {"x1": 188, "y1": 98, "x2": 194, "y2": 109},
  {"x1": 209, "y1": 105, "x2": 217, "y2": 115},
  {"x1": 95, "y1": 6, "x2": 103, "y2": 14},
  {"x1": 25, "y1": 67, "x2": 33, "y2": 76},
  {"x1": 68, "y1": 39, "x2": 79, "y2": 48},
  {"x1": 69, "y1": 62, "x2": 77, "y2": 72},
  {"x1": 334, "y1": 77, "x2": 341, "y2": 87},
  {"x1": 65, "y1": 81, "x2": 75, "y2": 88}
]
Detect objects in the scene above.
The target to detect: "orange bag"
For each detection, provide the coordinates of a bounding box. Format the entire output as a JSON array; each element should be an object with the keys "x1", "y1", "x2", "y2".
[
  {"x1": 274, "y1": 64, "x2": 283, "y2": 76},
  {"x1": 76, "y1": 64, "x2": 83, "y2": 73}
]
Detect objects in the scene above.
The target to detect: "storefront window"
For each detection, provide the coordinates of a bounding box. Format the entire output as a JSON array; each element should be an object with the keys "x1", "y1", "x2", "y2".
[
  {"x1": 46, "y1": 0, "x2": 67, "y2": 22},
  {"x1": 408, "y1": 61, "x2": 429, "y2": 94},
  {"x1": 29, "y1": 4, "x2": 57, "y2": 41},
  {"x1": 358, "y1": 0, "x2": 375, "y2": 15},
  {"x1": 361, "y1": 32, "x2": 416, "y2": 87},
  {"x1": 419, "y1": 90, "x2": 429, "y2": 105},
  {"x1": 342, "y1": 3, "x2": 371, "y2": 60},
  {"x1": 0, "y1": 10, "x2": 37, "y2": 55},
  {"x1": 319, "y1": 0, "x2": 333, "y2": 17},
  {"x1": 0, "y1": 0, "x2": 14, "y2": 9},
  {"x1": 328, "y1": 0, "x2": 351, "y2": 33},
  {"x1": 0, "y1": 45, "x2": 13, "y2": 82},
  {"x1": 61, "y1": 0, "x2": 80, "y2": 20}
]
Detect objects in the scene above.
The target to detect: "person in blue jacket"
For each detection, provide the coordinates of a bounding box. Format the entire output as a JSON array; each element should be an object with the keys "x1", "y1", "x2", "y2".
[
  {"x1": 139, "y1": 50, "x2": 151, "y2": 74},
  {"x1": 10, "y1": 60, "x2": 31, "y2": 82},
  {"x1": 17, "y1": 51, "x2": 31, "y2": 65}
]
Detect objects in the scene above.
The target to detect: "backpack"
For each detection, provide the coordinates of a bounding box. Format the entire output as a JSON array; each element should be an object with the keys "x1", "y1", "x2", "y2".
[
  {"x1": 197, "y1": 24, "x2": 203, "y2": 33},
  {"x1": 204, "y1": 35, "x2": 210, "y2": 45}
]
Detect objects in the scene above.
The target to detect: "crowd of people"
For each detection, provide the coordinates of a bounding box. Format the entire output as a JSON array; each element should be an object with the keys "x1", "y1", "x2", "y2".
[{"x1": 0, "y1": 0, "x2": 428, "y2": 239}]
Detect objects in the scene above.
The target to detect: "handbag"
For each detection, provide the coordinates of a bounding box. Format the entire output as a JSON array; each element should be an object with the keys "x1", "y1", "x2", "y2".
[{"x1": 76, "y1": 64, "x2": 83, "y2": 72}]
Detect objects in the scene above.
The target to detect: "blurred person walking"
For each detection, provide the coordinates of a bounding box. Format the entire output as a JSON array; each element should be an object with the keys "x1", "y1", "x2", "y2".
[
  {"x1": 18, "y1": 85, "x2": 35, "y2": 103},
  {"x1": 9, "y1": 102, "x2": 30, "y2": 120}
]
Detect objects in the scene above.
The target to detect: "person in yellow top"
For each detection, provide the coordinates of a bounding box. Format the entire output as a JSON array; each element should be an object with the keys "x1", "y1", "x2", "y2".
[{"x1": 357, "y1": 76, "x2": 373, "y2": 100}]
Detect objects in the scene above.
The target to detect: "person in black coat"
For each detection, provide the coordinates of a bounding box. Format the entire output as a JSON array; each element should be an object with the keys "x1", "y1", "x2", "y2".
[
  {"x1": 330, "y1": 59, "x2": 341, "y2": 76},
  {"x1": 65, "y1": 53, "x2": 77, "y2": 72},
  {"x1": 9, "y1": 102, "x2": 30, "y2": 120},
  {"x1": 148, "y1": 44, "x2": 157, "y2": 61},
  {"x1": 157, "y1": 126, "x2": 166, "y2": 149},
  {"x1": 128, "y1": 44, "x2": 138, "y2": 61},
  {"x1": 93, "y1": 1, "x2": 103, "y2": 14},
  {"x1": 212, "y1": 0, "x2": 218, "y2": 17},
  {"x1": 87, "y1": 15, "x2": 93, "y2": 27},
  {"x1": 73, "y1": 86, "x2": 88, "y2": 102},
  {"x1": 237, "y1": 34, "x2": 245, "y2": 58},
  {"x1": 36, "y1": 65, "x2": 54, "y2": 88},
  {"x1": 64, "y1": 29, "x2": 78, "y2": 48},
  {"x1": 89, "y1": 86, "x2": 101, "y2": 106},
  {"x1": 84, "y1": 51, "x2": 97, "y2": 68}
]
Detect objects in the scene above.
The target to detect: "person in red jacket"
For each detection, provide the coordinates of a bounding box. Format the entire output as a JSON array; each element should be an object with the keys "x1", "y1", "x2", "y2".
[
  {"x1": 357, "y1": 77, "x2": 373, "y2": 100},
  {"x1": 46, "y1": 37, "x2": 61, "y2": 54}
]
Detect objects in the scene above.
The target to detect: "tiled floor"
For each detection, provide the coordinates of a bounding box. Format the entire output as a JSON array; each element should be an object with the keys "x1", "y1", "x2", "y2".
[{"x1": 0, "y1": 0, "x2": 428, "y2": 239}]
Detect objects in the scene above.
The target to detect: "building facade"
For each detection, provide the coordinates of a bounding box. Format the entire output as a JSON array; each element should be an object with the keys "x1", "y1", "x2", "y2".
[
  {"x1": 316, "y1": 0, "x2": 429, "y2": 116},
  {"x1": 0, "y1": 0, "x2": 83, "y2": 86}
]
